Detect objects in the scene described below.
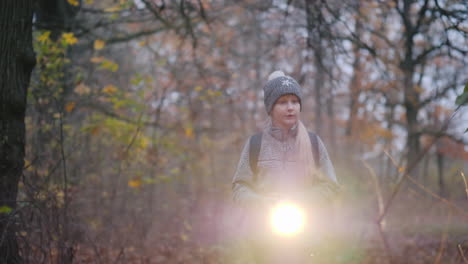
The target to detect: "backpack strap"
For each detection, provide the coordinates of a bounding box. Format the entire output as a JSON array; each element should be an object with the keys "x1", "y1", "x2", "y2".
[
  {"x1": 249, "y1": 133, "x2": 262, "y2": 182},
  {"x1": 308, "y1": 132, "x2": 320, "y2": 169}
]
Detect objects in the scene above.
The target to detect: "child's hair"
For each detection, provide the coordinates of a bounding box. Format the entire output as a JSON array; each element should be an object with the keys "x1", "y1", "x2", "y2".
[{"x1": 296, "y1": 121, "x2": 318, "y2": 181}]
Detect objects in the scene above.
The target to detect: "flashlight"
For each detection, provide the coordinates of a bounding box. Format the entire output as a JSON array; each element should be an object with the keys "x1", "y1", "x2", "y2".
[{"x1": 270, "y1": 202, "x2": 306, "y2": 236}]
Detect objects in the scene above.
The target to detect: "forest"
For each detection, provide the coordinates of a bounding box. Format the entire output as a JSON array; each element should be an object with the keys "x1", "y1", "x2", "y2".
[{"x1": 1, "y1": 0, "x2": 467, "y2": 263}]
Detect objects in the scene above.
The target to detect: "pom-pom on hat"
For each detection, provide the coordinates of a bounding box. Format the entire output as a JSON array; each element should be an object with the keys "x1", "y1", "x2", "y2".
[{"x1": 263, "y1": 70, "x2": 302, "y2": 114}]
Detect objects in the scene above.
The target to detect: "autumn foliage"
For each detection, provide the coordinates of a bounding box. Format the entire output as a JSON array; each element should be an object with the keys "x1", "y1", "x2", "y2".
[{"x1": 1, "y1": 0, "x2": 467, "y2": 263}]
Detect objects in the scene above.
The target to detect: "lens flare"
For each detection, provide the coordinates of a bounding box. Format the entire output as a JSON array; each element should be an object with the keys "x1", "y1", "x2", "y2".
[{"x1": 270, "y1": 202, "x2": 305, "y2": 236}]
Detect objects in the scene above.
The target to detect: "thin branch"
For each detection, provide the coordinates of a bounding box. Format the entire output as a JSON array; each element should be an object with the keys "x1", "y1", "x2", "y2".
[
  {"x1": 80, "y1": 102, "x2": 164, "y2": 129},
  {"x1": 414, "y1": 0, "x2": 430, "y2": 33},
  {"x1": 114, "y1": 247, "x2": 125, "y2": 263},
  {"x1": 85, "y1": 233, "x2": 103, "y2": 264},
  {"x1": 273, "y1": 0, "x2": 293, "y2": 47},
  {"x1": 73, "y1": 16, "x2": 156, "y2": 37},
  {"x1": 141, "y1": 0, "x2": 171, "y2": 26},
  {"x1": 393, "y1": 0, "x2": 402, "y2": 17},
  {"x1": 405, "y1": 175, "x2": 468, "y2": 219},
  {"x1": 377, "y1": 104, "x2": 464, "y2": 223},
  {"x1": 365, "y1": 27, "x2": 397, "y2": 50},
  {"x1": 415, "y1": 129, "x2": 468, "y2": 145},
  {"x1": 58, "y1": 112, "x2": 70, "y2": 261},
  {"x1": 414, "y1": 41, "x2": 446, "y2": 66},
  {"x1": 196, "y1": 0, "x2": 208, "y2": 24},
  {"x1": 362, "y1": 160, "x2": 385, "y2": 224},
  {"x1": 122, "y1": 113, "x2": 144, "y2": 156},
  {"x1": 433, "y1": 208, "x2": 451, "y2": 264},
  {"x1": 338, "y1": 35, "x2": 378, "y2": 58},
  {"x1": 460, "y1": 171, "x2": 468, "y2": 200},
  {"x1": 385, "y1": 147, "x2": 468, "y2": 218},
  {"x1": 80, "y1": 7, "x2": 147, "y2": 15},
  {"x1": 105, "y1": 27, "x2": 170, "y2": 45},
  {"x1": 180, "y1": 0, "x2": 198, "y2": 49},
  {"x1": 434, "y1": 0, "x2": 467, "y2": 21},
  {"x1": 376, "y1": 220, "x2": 393, "y2": 264},
  {"x1": 459, "y1": 244, "x2": 468, "y2": 264},
  {"x1": 362, "y1": 159, "x2": 393, "y2": 262},
  {"x1": 419, "y1": 81, "x2": 458, "y2": 107}
]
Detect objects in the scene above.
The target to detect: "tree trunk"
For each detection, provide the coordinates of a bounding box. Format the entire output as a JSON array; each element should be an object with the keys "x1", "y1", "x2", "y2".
[
  {"x1": 345, "y1": 5, "x2": 362, "y2": 138},
  {"x1": 437, "y1": 152, "x2": 445, "y2": 198},
  {"x1": 305, "y1": 0, "x2": 324, "y2": 135},
  {"x1": 0, "y1": 1, "x2": 35, "y2": 263},
  {"x1": 326, "y1": 90, "x2": 336, "y2": 154},
  {"x1": 400, "y1": 0, "x2": 422, "y2": 179},
  {"x1": 384, "y1": 104, "x2": 395, "y2": 180},
  {"x1": 404, "y1": 70, "x2": 421, "y2": 177},
  {"x1": 313, "y1": 49, "x2": 324, "y2": 135},
  {"x1": 422, "y1": 149, "x2": 430, "y2": 186}
]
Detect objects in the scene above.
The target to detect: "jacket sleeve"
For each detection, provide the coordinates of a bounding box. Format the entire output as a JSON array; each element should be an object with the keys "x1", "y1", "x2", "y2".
[
  {"x1": 308, "y1": 136, "x2": 340, "y2": 204},
  {"x1": 231, "y1": 137, "x2": 267, "y2": 208}
]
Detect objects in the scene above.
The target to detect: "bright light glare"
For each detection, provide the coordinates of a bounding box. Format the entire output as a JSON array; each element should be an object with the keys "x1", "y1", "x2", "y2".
[{"x1": 270, "y1": 202, "x2": 305, "y2": 236}]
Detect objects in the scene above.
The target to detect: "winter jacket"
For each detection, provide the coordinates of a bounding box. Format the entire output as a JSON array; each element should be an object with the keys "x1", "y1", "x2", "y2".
[{"x1": 232, "y1": 123, "x2": 339, "y2": 210}]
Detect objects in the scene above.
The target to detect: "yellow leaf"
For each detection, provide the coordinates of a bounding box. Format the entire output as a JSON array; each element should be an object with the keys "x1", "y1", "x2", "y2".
[
  {"x1": 37, "y1": 31, "x2": 51, "y2": 43},
  {"x1": 138, "y1": 40, "x2": 147, "y2": 47},
  {"x1": 414, "y1": 85, "x2": 424, "y2": 94},
  {"x1": 104, "y1": 5, "x2": 122, "y2": 12},
  {"x1": 74, "y1": 83, "x2": 91, "y2": 95},
  {"x1": 65, "y1": 102, "x2": 76, "y2": 112},
  {"x1": 100, "y1": 59, "x2": 119, "y2": 72},
  {"x1": 180, "y1": 233, "x2": 189, "y2": 241},
  {"x1": 170, "y1": 168, "x2": 180, "y2": 175},
  {"x1": 85, "y1": 0, "x2": 94, "y2": 4},
  {"x1": 24, "y1": 159, "x2": 34, "y2": 172},
  {"x1": 89, "y1": 219, "x2": 101, "y2": 231},
  {"x1": 194, "y1": 86, "x2": 203, "y2": 92},
  {"x1": 94, "y1": 39, "x2": 105, "y2": 50},
  {"x1": 207, "y1": 89, "x2": 222, "y2": 97},
  {"x1": 67, "y1": 0, "x2": 79, "y2": 6},
  {"x1": 98, "y1": 96, "x2": 111, "y2": 103},
  {"x1": 185, "y1": 127, "x2": 194, "y2": 139},
  {"x1": 56, "y1": 191, "x2": 65, "y2": 207},
  {"x1": 102, "y1": 84, "x2": 118, "y2": 94},
  {"x1": 90, "y1": 56, "x2": 105, "y2": 63},
  {"x1": 128, "y1": 179, "x2": 141, "y2": 188},
  {"x1": 398, "y1": 167, "x2": 405, "y2": 173},
  {"x1": 157, "y1": 58, "x2": 167, "y2": 66},
  {"x1": 139, "y1": 137, "x2": 149, "y2": 149},
  {"x1": 184, "y1": 221, "x2": 192, "y2": 231},
  {"x1": 0, "y1": 206, "x2": 12, "y2": 213},
  {"x1": 158, "y1": 175, "x2": 171, "y2": 183},
  {"x1": 62, "y1": 32, "x2": 78, "y2": 45},
  {"x1": 90, "y1": 126, "x2": 100, "y2": 135}
]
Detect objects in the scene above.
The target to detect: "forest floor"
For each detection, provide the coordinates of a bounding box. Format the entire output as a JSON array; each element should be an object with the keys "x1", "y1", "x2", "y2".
[{"x1": 69, "y1": 196, "x2": 468, "y2": 264}]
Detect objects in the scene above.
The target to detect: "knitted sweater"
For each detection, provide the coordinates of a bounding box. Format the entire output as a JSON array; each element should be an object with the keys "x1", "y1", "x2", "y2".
[{"x1": 232, "y1": 124, "x2": 339, "y2": 209}]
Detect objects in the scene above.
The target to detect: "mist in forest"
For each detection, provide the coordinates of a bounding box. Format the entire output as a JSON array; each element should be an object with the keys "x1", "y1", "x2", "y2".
[{"x1": 1, "y1": 0, "x2": 467, "y2": 263}]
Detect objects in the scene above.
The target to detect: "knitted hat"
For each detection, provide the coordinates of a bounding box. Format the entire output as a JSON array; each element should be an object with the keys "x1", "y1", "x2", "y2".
[{"x1": 263, "y1": 70, "x2": 302, "y2": 114}]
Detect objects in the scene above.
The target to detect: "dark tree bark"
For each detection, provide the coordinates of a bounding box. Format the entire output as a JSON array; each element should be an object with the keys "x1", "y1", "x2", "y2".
[
  {"x1": 35, "y1": 0, "x2": 79, "y2": 39},
  {"x1": 305, "y1": 0, "x2": 324, "y2": 135},
  {"x1": 436, "y1": 151, "x2": 445, "y2": 197},
  {"x1": 0, "y1": 1, "x2": 35, "y2": 263},
  {"x1": 345, "y1": 29, "x2": 362, "y2": 138},
  {"x1": 397, "y1": 0, "x2": 466, "y2": 177}
]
